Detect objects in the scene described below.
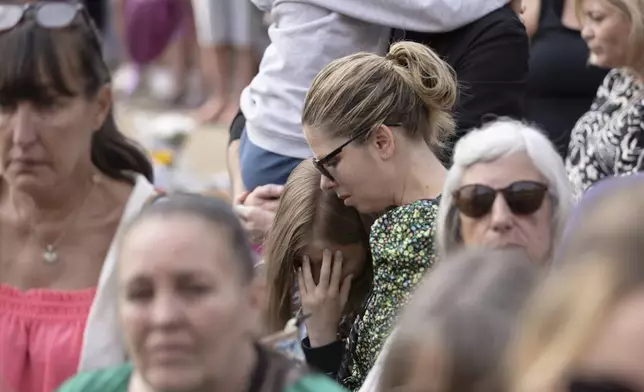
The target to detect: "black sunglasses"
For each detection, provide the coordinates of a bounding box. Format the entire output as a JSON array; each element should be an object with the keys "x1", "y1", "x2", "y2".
[
  {"x1": 312, "y1": 123, "x2": 402, "y2": 182},
  {"x1": 453, "y1": 180, "x2": 548, "y2": 218}
]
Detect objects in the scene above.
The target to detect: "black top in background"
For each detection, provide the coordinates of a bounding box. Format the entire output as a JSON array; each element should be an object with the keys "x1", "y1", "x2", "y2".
[
  {"x1": 526, "y1": 0, "x2": 608, "y2": 158},
  {"x1": 393, "y1": 4, "x2": 530, "y2": 166}
]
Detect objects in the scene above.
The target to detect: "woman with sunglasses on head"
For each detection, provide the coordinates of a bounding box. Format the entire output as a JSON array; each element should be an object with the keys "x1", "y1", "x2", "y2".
[
  {"x1": 0, "y1": 3, "x2": 158, "y2": 392},
  {"x1": 57, "y1": 194, "x2": 347, "y2": 392},
  {"x1": 302, "y1": 40, "x2": 456, "y2": 389}
]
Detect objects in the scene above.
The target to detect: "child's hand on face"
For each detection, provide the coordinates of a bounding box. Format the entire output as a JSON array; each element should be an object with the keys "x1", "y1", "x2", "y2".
[{"x1": 298, "y1": 249, "x2": 354, "y2": 348}]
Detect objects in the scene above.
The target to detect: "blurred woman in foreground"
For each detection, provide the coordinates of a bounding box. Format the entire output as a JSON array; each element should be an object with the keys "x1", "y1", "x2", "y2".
[
  {"x1": 58, "y1": 194, "x2": 347, "y2": 392},
  {"x1": 378, "y1": 248, "x2": 540, "y2": 392},
  {"x1": 510, "y1": 182, "x2": 644, "y2": 392}
]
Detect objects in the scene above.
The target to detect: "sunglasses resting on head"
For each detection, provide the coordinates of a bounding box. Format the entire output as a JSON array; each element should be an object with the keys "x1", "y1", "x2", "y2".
[
  {"x1": 0, "y1": 1, "x2": 98, "y2": 34},
  {"x1": 453, "y1": 180, "x2": 549, "y2": 218}
]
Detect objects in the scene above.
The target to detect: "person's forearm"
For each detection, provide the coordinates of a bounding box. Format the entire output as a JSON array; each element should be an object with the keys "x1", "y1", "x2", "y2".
[
  {"x1": 227, "y1": 140, "x2": 245, "y2": 201},
  {"x1": 301, "y1": 338, "x2": 344, "y2": 378}
]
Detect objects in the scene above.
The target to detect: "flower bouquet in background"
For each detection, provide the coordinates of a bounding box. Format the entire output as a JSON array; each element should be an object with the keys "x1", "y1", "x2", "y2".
[{"x1": 135, "y1": 113, "x2": 195, "y2": 192}]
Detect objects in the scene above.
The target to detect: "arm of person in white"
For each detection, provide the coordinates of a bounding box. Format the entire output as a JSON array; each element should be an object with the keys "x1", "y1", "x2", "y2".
[{"x1": 298, "y1": 0, "x2": 512, "y2": 32}]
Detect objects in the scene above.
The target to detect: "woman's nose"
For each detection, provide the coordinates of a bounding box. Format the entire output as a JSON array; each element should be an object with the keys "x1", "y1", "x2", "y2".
[
  {"x1": 490, "y1": 196, "x2": 513, "y2": 233},
  {"x1": 320, "y1": 174, "x2": 336, "y2": 190},
  {"x1": 150, "y1": 295, "x2": 185, "y2": 327},
  {"x1": 12, "y1": 105, "x2": 38, "y2": 146},
  {"x1": 581, "y1": 24, "x2": 594, "y2": 41}
]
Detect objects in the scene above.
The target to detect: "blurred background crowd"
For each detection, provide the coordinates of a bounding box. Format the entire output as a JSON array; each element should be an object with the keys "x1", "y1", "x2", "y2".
[{"x1": 1, "y1": 0, "x2": 644, "y2": 392}]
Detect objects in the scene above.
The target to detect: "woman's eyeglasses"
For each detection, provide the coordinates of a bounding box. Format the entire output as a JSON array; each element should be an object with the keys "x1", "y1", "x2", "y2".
[
  {"x1": 312, "y1": 122, "x2": 403, "y2": 182},
  {"x1": 453, "y1": 180, "x2": 548, "y2": 218},
  {"x1": 0, "y1": 2, "x2": 95, "y2": 32}
]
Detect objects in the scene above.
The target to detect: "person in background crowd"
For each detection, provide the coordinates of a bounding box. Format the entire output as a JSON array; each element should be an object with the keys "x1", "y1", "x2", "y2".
[
  {"x1": 391, "y1": 2, "x2": 528, "y2": 163},
  {"x1": 191, "y1": 0, "x2": 262, "y2": 124},
  {"x1": 302, "y1": 41, "x2": 456, "y2": 389},
  {"x1": 566, "y1": 0, "x2": 644, "y2": 198},
  {"x1": 0, "y1": 2, "x2": 157, "y2": 391},
  {"x1": 83, "y1": 0, "x2": 106, "y2": 32},
  {"x1": 358, "y1": 119, "x2": 572, "y2": 392},
  {"x1": 56, "y1": 195, "x2": 348, "y2": 392},
  {"x1": 263, "y1": 160, "x2": 373, "y2": 373},
  {"x1": 510, "y1": 182, "x2": 644, "y2": 392},
  {"x1": 110, "y1": 0, "x2": 195, "y2": 102},
  {"x1": 379, "y1": 248, "x2": 540, "y2": 392},
  {"x1": 523, "y1": 0, "x2": 608, "y2": 158},
  {"x1": 228, "y1": 0, "x2": 522, "y2": 203},
  {"x1": 436, "y1": 119, "x2": 574, "y2": 264}
]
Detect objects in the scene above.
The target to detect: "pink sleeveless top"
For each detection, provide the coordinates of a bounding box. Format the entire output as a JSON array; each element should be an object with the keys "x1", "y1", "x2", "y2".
[{"x1": 0, "y1": 284, "x2": 97, "y2": 392}]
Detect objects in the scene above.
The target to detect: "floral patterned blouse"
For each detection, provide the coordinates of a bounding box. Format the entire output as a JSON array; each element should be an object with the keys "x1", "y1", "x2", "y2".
[
  {"x1": 343, "y1": 198, "x2": 440, "y2": 390},
  {"x1": 566, "y1": 68, "x2": 644, "y2": 199}
]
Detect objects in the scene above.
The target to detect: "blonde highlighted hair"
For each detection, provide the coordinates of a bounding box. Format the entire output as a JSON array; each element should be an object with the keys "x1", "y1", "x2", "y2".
[
  {"x1": 509, "y1": 182, "x2": 644, "y2": 392},
  {"x1": 302, "y1": 41, "x2": 457, "y2": 151},
  {"x1": 575, "y1": 0, "x2": 644, "y2": 71}
]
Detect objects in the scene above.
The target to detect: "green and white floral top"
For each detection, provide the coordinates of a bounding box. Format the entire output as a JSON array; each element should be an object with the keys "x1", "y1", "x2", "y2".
[{"x1": 343, "y1": 198, "x2": 440, "y2": 390}]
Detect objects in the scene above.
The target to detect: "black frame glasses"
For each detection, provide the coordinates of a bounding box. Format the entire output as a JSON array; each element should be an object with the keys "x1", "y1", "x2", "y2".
[
  {"x1": 312, "y1": 122, "x2": 403, "y2": 182},
  {"x1": 453, "y1": 180, "x2": 549, "y2": 218}
]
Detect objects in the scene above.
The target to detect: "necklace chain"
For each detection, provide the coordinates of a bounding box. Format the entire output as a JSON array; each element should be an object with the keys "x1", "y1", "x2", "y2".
[{"x1": 20, "y1": 174, "x2": 101, "y2": 265}]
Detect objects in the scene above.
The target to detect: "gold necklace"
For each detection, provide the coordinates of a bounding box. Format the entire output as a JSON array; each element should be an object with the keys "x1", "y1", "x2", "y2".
[{"x1": 34, "y1": 174, "x2": 101, "y2": 265}]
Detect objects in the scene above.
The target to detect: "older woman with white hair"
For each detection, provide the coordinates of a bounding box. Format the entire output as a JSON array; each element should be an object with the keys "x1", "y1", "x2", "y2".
[
  {"x1": 436, "y1": 118, "x2": 574, "y2": 264},
  {"x1": 356, "y1": 119, "x2": 574, "y2": 392}
]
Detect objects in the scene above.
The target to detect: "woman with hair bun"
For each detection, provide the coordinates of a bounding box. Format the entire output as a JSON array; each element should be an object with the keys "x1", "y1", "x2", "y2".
[{"x1": 302, "y1": 40, "x2": 457, "y2": 389}]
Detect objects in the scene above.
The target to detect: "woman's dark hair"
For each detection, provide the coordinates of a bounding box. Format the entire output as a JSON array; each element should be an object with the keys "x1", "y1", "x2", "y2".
[
  {"x1": 0, "y1": 6, "x2": 153, "y2": 183},
  {"x1": 126, "y1": 193, "x2": 255, "y2": 282}
]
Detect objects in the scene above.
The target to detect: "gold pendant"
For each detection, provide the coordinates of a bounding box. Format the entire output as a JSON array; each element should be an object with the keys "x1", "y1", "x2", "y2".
[{"x1": 43, "y1": 245, "x2": 58, "y2": 264}]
